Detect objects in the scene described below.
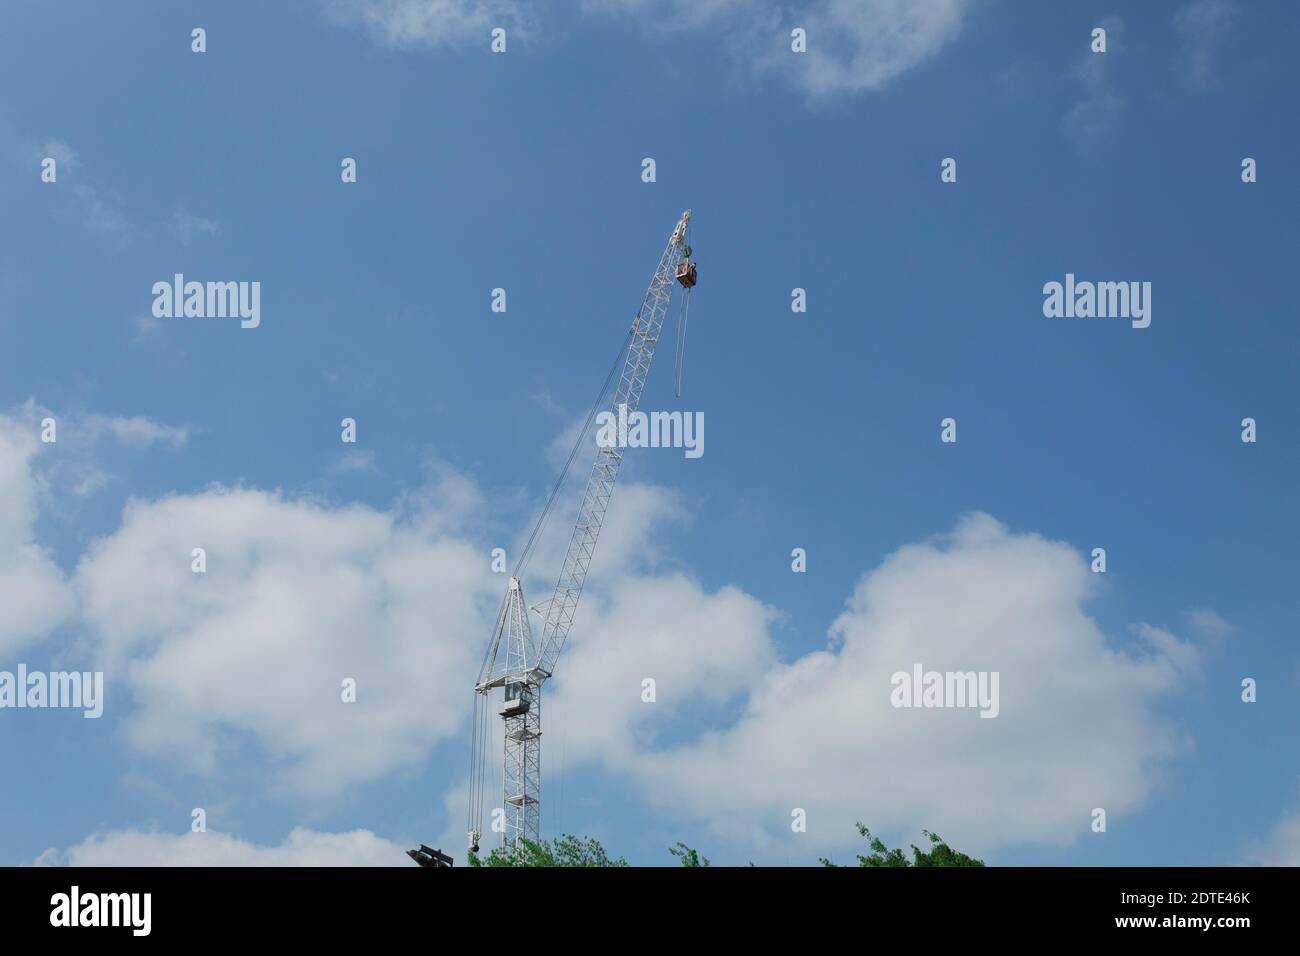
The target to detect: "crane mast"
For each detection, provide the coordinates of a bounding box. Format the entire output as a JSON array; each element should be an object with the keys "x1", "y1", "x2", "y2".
[{"x1": 469, "y1": 210, "x2": 695, "y2": 852}]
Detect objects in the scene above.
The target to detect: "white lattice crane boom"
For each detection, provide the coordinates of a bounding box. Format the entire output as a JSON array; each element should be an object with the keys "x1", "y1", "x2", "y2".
[{"x1": 468, "y1": 210, "x2": 696, "y2": 852}]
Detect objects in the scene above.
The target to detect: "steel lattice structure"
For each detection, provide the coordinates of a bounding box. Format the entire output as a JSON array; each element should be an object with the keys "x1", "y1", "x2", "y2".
[{"x1": 470, "y1": 211, "x2": 693, "y2": 851}]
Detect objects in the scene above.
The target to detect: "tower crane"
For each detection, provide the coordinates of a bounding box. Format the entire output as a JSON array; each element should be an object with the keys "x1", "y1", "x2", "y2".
[{"x1": 467, "y1": 210, "x2": 697, "y2": 853}]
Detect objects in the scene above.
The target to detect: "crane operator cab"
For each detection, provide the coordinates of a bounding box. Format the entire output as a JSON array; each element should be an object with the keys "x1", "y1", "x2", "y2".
[
  {"x1": 501, "y1": 681, "x2": 534, "y2": 717},
  {"x1": 675, "y1": 245, "x2": 697, "y2": 288}
]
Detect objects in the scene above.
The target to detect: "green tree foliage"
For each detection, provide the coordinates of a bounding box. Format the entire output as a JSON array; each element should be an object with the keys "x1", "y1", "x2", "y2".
[
  {"x1": 463, "y1": 823, "x2": 980, "y2": 867},
  {"x1": 668, "y1": 842, "x2": 710, "y2": 867},
  {"x1": 467, "y1": 834, "x2": 628, "y2": 868},
  {"x1": 819, "y1": 823, "x2": 985, "y2": 867}
]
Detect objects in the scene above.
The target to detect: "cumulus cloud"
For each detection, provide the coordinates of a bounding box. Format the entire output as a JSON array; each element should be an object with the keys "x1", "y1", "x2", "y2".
[
  {"x1": 558, "y1": 513, "x2": 1199, "y2": 856},
  {"x1": 327, "y1": 0, "x2": 973, "y2": 96},
  {"x1": 1, "y1": 396, "x2": 697, "y2": 806},
  {"x1": 2, "y1": 399, "x2": 1207, "y2": 861},
  {"x1": 73, "y1": 477, "x2": 497, "y2": 795},
  {"x1": 0, "y1": 410, "x2": 75, "y2": 655},
  {"x1": 530, "y1": 425, "x2": 689, "y2": 581},
  {"x1": 548, "y1": 572, "x2": 777, "y2": 761},
  {"x1": 33, "y1": 827, "x2": 406, "y2": 867},
  {"x1": 321, "y1": 0, "x2": 532, "y2": 47}
]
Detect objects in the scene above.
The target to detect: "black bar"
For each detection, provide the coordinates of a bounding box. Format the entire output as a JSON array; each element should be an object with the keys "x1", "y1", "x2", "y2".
[{"x1": 0, "y1": 865, "x2": 1280, "y2": 941}]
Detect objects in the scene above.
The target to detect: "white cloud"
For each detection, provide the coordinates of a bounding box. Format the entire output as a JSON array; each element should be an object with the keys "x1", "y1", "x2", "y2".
[
  {"x1": 1249, "y1": 782, "x2": 1300, "y2": 866},
  {"x1": 764, "y1": 0, "x2": 973, "y2": 96},
  {"x1": 0, "y1": 409, "x2": 75, "y2": 655},
  {"x1": 334, "y1": 449, "x2": 378, "y2": 473},
  {"x1": 549, "y1": 572, "x2": 777, "y2": 762},
  {"x1": 70, "y1": 183, "x2": 132, "y2": 239},
  {"x1": 2, "y1": 127, "x2": 112, "y2": 234},
  {"x1": 24, "y1": 137, "x2": 131, "y2": 239},
  {"x1": 15, "y1": 135, "x2": 217, "y2": 242},
  {"x1": 33, "y1": 827, "x2": 407, "y2": 867},
  {"x1": 73, "y1": 478, "x2": 497, "y2": 795},
  {"x1": 328, "y1": 0, "x2": 973, "y2": 96},
  {"x1": 322, "y1": 0, "x2": 531, "y2": 47},
  {"x1": 557, "y1": 513, "x2": 1199, "y2": 856},
  {"x1": 171, "y1": 205, "x2": 221, "y2": 246},
  {"x1": 38, "y1": 139, "x2": 77, "y2": 170},
  {"x1": 2, "y1": 399, "x2": 1205, "y2": 861},
  {"x1": 514, "y1": 479, "x2": 688, "y2": 603},
  {"x1": 82, "y1": 414, "x2": 191, "y2": 450},
  {"x1": 132, "y1": 315, "x2": 163, "y2": 341},
  {"x1": 529, "y1": 389, "x2": 565, "y2": 419},
  {"x1": 544, "y1": 412, "x2": 589, "y2": 473},
  {"x1": 13, "y1": 404, "x2": 192, "y2": 500},
  {"x1": 1184, "y1": 607, "x2": 1232, "y2": 642},
  {"x1": 1174, "y1": 0, "x2": 1236, "y2": 87},
  {"x1": 56, "y1": 445, "x2": 698, "y2": 812},
  {"x1": 591, "y1": 0, "x2": 975, "y2": 96},
  {"x1": 582, "y1": 0, "x2": 746, "y2": 22},
  {"x1": 1064, "y1": 16, "x2": 1125, "y2": 150}
]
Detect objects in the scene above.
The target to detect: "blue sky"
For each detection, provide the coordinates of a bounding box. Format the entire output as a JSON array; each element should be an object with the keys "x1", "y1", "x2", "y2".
[{"x1": 1, "y1": 0, "x2": 1297, "y2": 866}]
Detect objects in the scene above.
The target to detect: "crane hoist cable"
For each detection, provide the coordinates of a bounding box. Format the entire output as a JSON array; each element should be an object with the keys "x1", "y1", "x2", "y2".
[
  {"x1": 673, "y1": 222, "x2": 694, "y2": 398},
  {"x1": 511, "y1": 327, "x2": 635, "y2": 579},
  {"x1": 674, "y1": 285, "x2": 691, "y2": 398},
  {"x1": 467, "y1": 596, "x2": 501, "y2": 841}
]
